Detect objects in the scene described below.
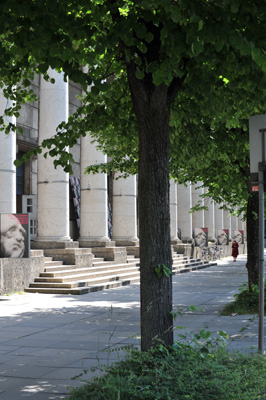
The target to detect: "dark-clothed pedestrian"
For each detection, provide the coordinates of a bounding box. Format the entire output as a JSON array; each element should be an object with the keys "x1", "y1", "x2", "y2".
[{"x1": 231, "y1": 240, "x2": 239, "y2": 262}]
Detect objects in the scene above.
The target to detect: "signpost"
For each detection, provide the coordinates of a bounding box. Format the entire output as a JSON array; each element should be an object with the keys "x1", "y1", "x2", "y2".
[{"x1": 249, "y1": 115, "x2": 266, "y2": 355}]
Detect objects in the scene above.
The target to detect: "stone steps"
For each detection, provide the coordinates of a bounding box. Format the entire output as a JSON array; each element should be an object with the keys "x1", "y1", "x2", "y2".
[
  {"x1": 37, "y1": 265, "x2": 140, "y2": 282},
  {"x1": 40, "y1": 261, "x2": 139, "y2": 278},
  {"x1": 25, "y1": 253, "x2": 216, "y2": 295}
]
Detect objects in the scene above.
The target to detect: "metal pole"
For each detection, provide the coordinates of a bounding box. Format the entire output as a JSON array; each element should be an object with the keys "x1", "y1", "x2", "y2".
[{"x1": 258, "y1": 128, "x2": 266, "y2": 354}]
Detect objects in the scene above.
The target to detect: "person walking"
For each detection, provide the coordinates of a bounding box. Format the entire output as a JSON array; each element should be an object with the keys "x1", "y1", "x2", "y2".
[{"x1": 231, "y1": 240, "x2": 239, "y2": 262}]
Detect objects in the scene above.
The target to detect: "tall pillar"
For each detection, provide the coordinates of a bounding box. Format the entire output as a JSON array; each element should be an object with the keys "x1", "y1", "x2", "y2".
[
  {"x1": 192, "y1": 184, "x2": 204, "y2": 229},
  {"x1": 79, "y1": 137, "x2": 111, "y2": 247},
  {"x1": 177, "y1": 183, "x2": 193, "y2": 242},
  {"x1": 36, "y1": 69, "x2": 71, "y2": 242},
  {"x1": 0, "y1": 89, "x2": 16, "y2": 213},
  {"x1": 170, "y1": 179, "x2": 180, "y2": 243},
  {"x1": 215, "y1": 202, "x2": 223, "y2": 235},
  {"x1": 231, "y1": 211, "x2": 239, "y2": 241},
  {"x1": 237, "y1": 211, "x2": 245, "y2": 243},
  {"x1": 238, "y1": 212, "x2": 245, "y2": 231},
  {"x1": 204, "y1": 193, "x2": 215, "y2": 241},
  {"x1": 223, "y1": 208, "x2": 232, "y2": 242},
  {"x1": 239, "y1": 212, "x2": 247, "y2": 241},
  {"x1": 112, "y1": 173, "x2": 138, "y2": 246},
  {"x1": 244, "y1": 220, "x2": 247, "y2": 241}
]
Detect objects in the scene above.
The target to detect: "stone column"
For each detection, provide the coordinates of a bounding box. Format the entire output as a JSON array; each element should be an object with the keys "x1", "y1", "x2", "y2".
[
  {"x1": 0, "y1": 89, "x2": 16, "y2": 213},
  {"x1": 78, "y1": 137, "x2": 111, "y2": 247},
  {"x1": 111, "y1": 173, "x2": 138, "y2": 246},
  {"x1": 231, "y1": 212, "x2": 238, "y2": 240},
  {"x1": 223, "y1": 208, "x2": 232, "y2": 241},
  {"x1": 177, "y1": 183, "x2": 193, "y2": 242},
  {"x1": 244, "y1": 220, "x2": 247, "y2": 241},
  {"x1": 238, "y1": 211, "x2": 245, "y2": 243},
  {"x1": 192, "y1": 184, "x2": 204, "y2": 230},
  {"x1": 36, "y1": 69, "x2": 71, "y2": 242},
  {"x1": 238, "y1": 212, "x2": 245, "y2": 231},
  {"x1": 170, "y1": 179, "x2": 180, "y2": 243},
  {"x1": 204, "y1": 193, "x2": 215, "y2": 241},
  {"x1": 215, "y1": 202, "x2": 223, "y2": 235}
]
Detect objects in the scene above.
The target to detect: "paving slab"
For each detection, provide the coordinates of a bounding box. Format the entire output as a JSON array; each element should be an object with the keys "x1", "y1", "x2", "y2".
[{"x1": 0, "y1": 253, "x2": 265, "y2": 399}]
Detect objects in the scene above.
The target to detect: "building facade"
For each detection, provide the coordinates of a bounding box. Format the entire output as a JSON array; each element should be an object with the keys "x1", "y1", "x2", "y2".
[{"x1": 0, "y1": 72, "x2": 246, "y2": 253}]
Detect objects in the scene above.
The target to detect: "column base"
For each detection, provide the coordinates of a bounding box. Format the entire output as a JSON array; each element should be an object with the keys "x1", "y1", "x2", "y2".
[
  {"x1": 171, "y1": 238, "x2": 182, "y2": 245},
  {"x1": 172, "y1": 243, "x2": 193, "y2": 257},
  {"x1": 181, "y1": 238, "x2": 194, "y2": 244},
  {"x1": 31, "y1": 240, "x2": 79, "y2": 249},
  {"x1": 126, "y1": 246, "x2": 140, "y2": 258},
  {"x1": 79, "y1": 238, "x2": 115, "y2": 248},
  {"x1": 113, "y1": 238, "x2": 139, "y2": 247}
]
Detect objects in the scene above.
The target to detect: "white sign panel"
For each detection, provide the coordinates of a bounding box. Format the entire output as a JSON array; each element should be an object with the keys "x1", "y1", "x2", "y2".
[{"x1": 249, "y1": 114, "x2": 266, "y2": 174}]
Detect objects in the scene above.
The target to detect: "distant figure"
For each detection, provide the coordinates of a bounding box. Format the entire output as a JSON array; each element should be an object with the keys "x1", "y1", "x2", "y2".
[
  {"x1": 231, "y1": 240, "x2": 239, "y2": 262},
  {"x1": 0, "y1": 214, "x2": 26, "y2": 258}
]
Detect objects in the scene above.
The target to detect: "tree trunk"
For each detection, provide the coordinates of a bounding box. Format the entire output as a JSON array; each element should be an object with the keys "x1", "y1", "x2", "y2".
[
  {"x1": 246, "y1": 193, "x2": 259, "y2": 290},
  {"x1": 127, "y1": 67, "x2": 173, "y2": 351}
]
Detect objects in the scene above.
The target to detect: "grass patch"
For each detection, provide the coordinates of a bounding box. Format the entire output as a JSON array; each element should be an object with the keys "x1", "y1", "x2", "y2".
[
  {"x1": 68, "y1": 339, "x2": 266, "y2": 400},
  {"x1": 221, "y1": 282, "x2": 264, "y2": 315}
]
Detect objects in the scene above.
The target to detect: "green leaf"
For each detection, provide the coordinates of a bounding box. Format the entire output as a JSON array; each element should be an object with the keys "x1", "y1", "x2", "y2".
[
  {"x1": 199, "y1": 329, "x2": 211, "y2": 339},
  {"x1": 145, "y1": 32, "x2": 154, "y2": 43},
  {"x1": 231, "y1": 2, "x2": 239, "y2": 13},
  {"x1": 218, "y1": 330, "x2": 229, "y2": 339},
  {"x1": 198, "y1": 20, "x2": 203, "y2": 31},
  {"x1": 169, "y1": 6, "x2": 181, "y2": 23},
  {"x1": 191, "y1": 40, "x2": 204, "y2": 55},
  {"x1": 134, "y1": 23, "x2": 147, "y2": 39},
  {"x1": 155, "y1": 264, "x2": 172, "y2": 278},
  {"x1": 214, "y1": 41, "x2": 224, "y2": 52},
  {"x1": 135, "y1": 67, "x2": 145, "y2": 80}
]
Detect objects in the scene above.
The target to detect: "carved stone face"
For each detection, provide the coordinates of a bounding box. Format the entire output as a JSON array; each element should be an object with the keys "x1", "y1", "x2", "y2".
[
  {"x1": 0, "y1": 215, "x2": 26, "y2": 258},
  {"x1": 195, "y1": 229, "x2": 207, "y2": 248},
  {"x1": 218, "y1": 232, "x2": 228, "y2": 245},
  {"x1": 233, "y1": 232, "x2": 243, "y2": 244}
]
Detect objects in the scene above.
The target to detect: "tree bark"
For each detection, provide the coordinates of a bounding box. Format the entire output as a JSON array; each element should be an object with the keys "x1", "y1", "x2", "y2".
[
  {"x1": 246, "y1": 193, "x2": 259, "y2": 290},
  {"x1": 127, "y1": 65, "x2": 173, "y2": 351}
]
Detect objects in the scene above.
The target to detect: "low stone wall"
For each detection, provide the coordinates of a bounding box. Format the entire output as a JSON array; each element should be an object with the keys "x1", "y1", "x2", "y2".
[
  {"x1": 0, "y1": 250, "x2": 45, "y2": 295},
  {"x1": 43, "y1": 248, "x2": 93, "y2": 267},
  {"x1": 126, "y1": 246, "x2": 140, "y2": 258},
  {"x1": 172, "y1": 243, "x2": 194, "y2": 258},
  {"x1": 92, "y1": 246, "x2": 127, "y2": 263}
]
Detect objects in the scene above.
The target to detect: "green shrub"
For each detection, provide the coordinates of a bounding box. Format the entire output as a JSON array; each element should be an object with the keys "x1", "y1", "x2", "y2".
[
  {"x1": 68, "y1": 343, "x2": 266, "y2": 400},
  {"x1": 221, "y1": 281, "x2": 266, "y2": 315}
]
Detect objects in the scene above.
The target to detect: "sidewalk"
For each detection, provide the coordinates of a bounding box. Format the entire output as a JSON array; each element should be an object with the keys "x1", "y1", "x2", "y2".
[{"x1": 0, "y1": 254, "x2": 262, "y2": 399}]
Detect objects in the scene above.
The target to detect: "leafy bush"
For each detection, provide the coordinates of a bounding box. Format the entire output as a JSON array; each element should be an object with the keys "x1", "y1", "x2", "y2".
[
  {"x1": 68, "y1": 341, "x2": 266, "y2": 400},
  {"x1": 221, "y1": 281, "x2": 266, "y2": 315}
]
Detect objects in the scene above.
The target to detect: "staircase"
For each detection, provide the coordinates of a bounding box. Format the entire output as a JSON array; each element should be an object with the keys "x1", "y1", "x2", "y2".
[{"x1": 25, "y1": 252, "x2": 216, "y2": 295}]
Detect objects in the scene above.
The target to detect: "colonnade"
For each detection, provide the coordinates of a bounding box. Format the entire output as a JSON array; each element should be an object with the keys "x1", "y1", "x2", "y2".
[
  {"x1": 0, "y1": 71, "x2": 245, "y2": 247},
  {"x1": 170, "y1": 181, "x2": 245, "y2": 245},
  {"x1": 0, "y1": 88, "x2": 16, "y2": 214}
]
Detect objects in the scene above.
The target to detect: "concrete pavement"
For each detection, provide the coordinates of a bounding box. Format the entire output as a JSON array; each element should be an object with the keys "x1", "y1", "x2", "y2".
[{"x1": 0, "y1": 253, "x2": 262, "y2": 399}]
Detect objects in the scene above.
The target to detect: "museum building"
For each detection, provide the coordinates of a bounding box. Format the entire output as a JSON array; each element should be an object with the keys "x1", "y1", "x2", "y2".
[{"x1": 0, "y1": 70, "x2": 246, "y2": 294}]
